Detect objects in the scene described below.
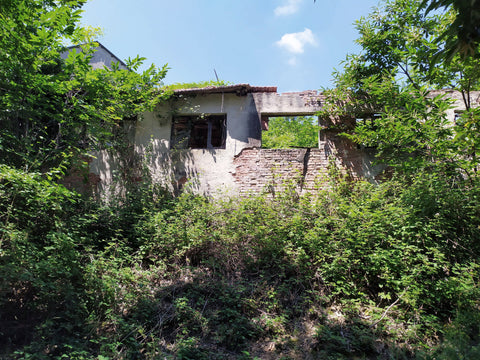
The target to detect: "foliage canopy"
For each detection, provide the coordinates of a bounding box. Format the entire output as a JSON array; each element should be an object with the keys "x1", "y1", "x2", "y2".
[
  {"x1": 0, "y1": 0, "x2": 168, "y2": 173},
  {"x1": 422, "y1": 0, "x2": 480, "y2": 60},
  {"x1": 320, "y1": 0, "x2": 480, "y2": 176}
]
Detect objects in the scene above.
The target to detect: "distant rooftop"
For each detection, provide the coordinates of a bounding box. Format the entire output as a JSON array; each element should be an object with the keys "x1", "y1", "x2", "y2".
[{"x1": 61, "y1": 42, "x2": 129, "y2": 71}]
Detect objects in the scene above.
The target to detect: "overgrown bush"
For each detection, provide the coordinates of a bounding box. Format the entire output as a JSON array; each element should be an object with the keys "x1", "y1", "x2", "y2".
[
  {"x1": 1, "y1": 162, "x2": 480, "y2": 359},
  {"x1": 0, "y1": 165, "x2": 90, "y2": 356}
]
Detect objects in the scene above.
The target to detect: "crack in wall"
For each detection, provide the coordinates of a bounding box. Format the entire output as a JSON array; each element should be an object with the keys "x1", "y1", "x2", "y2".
[{"x1": 300, "y1": 148, "x2": 310, "y2": 192}]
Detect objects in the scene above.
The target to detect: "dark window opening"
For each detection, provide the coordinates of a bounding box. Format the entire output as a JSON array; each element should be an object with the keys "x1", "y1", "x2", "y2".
[{"x1": 171, "y1": 114, "x2": 226, "y2": 149}]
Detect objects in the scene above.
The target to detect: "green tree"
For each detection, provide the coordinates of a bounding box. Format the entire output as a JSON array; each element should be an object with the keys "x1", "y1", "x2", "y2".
[
  {"x1": 0, "y1": 0, "x2": 169, "y2": 173},
  {"x1": 262, "y1": 116, "x2": 319, "y2": 148},
  {"x1": 320, "y1": 0, "x2": 480, "y2": 176},
  {"x1": 422, "y1": 0, "x2": 480, "y2": 60}
]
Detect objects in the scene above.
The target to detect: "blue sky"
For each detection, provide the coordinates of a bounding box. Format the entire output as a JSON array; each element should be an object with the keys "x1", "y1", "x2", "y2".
[{"x1": 81, "y1": 0, "x2": 380, "y2": 92}]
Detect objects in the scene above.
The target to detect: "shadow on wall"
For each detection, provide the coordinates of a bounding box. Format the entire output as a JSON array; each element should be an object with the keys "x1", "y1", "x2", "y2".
[
  {"x1": 323, "y1": 135, "x2": 384, "y2": 182},
  {"x1": 142, "y1": 139, "x2": 200, "y2": 196},
  {"x1": 232, "y1": 94, "x2": 262, "y2": 147},
  {"x1": 60, "y1": 156, "x2": 101, "y2": 197},
  {"x1": 85, "y1": 138, "x2": 383, "y2": 199},
  {"x1": 68, "y1": 140, "x2": 199, "y2": 198}
]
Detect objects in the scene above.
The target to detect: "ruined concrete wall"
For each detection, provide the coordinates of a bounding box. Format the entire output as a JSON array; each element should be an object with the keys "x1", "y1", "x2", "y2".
[
  {"x1": 82, "y1": 87, "x2": 480, "y2": 197},
  {"x1": 88, "y1": 123, "x2": 383, "y2": 197},
  {"x1": 232, "y1": 136, "x2": 383, "y2": 196},
  {"x1": 252, "y1": 91, "x2": 323, "y2": 115}
]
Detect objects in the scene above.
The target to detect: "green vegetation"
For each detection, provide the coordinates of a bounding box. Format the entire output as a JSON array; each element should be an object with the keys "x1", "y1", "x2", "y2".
[
  {"x1": 164, "y1": 80, "x2": 233, "y2": 91},
  {"x1": 320, "y1": 0, "x2": 480, "y2": 177},
  {"x1": 2, "y1": 165, "x2": 480, "y2": 358},
  {"x1": 262, "y1": 116, "x2": 319, "y2": 148},
  {"x1": 421, "y1": 0, "x2": 480, "y2": 60},
  {"x1": 0, "y1": 0, "x2": 168, "y2": 174},
  {"x1": 1, "y1": 0, "x2": 480, "y2": 359}
]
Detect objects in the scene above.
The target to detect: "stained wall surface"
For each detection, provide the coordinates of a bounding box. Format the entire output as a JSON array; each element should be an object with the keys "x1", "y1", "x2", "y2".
[
  {"x1": 88, "y1": 89, "x2": 379, "y2": 196},
  {"x1": 121, "y1": 91, "x2": 262, "y2": 194}
]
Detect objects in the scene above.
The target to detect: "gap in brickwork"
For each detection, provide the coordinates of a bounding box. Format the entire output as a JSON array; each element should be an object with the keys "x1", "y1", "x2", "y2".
[{"x1": 261, "y1": 116, "x2": 319, "y2": 149}]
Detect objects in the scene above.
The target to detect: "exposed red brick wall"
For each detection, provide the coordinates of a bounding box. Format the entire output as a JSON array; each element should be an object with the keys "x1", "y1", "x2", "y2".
[
  {"x1": 232, "y1": 136, "x2": 379, "y2": 195},
  {"x1": 61, "y1": 171, "x2": 101, "y2": 194},
  {"x1": 59, "y1": 157, "x2": 101, "y2": 195},
  {"x1": 232, "y1": 148, "x2": 307, "y2": 195}
]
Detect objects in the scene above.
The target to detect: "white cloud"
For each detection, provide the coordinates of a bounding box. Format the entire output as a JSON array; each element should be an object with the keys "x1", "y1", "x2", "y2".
[
  {"x1": 287, "y1": 57, "x2": 297, "y2": 66},
  {"x1": 276, "y1": 28, "x2": 317, "y2": 54},
  {"x1": 274, "y1": 0, "x2": 303, "y2": 16}
]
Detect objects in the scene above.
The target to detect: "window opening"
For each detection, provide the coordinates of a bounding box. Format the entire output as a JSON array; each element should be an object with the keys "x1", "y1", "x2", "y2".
[
  {"x1": 356, "y1": 113, "x2": 381, "y2": 129},
  {"x1": 171, "y1": 114, "x2": 226, "y2": 149},
  {"x1": 261, "y1": 116, "x2": 319, "y2": 148},
  {"x1": 454, "y1": 111, "x2": 464, "y2": 125}
]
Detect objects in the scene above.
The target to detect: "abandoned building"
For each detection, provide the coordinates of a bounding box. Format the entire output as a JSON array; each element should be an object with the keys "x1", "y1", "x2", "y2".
[
  {"x1": 85, "y1": 83, "x2": 383, "y2": 196},
  {"x1": 66, "y1": 45, "x2": 479, "y2": 196}
]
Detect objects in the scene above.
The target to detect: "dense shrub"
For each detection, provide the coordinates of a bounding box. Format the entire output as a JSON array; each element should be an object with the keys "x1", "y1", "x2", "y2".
[{"x1": 1, "y1": 163, "x2": 479, "y2": 358}]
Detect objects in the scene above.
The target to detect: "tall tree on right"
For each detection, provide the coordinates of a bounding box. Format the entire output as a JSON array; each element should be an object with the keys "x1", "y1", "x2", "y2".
[{"x1": 319, "y1": 0, "x2": 480, "y2": 178}]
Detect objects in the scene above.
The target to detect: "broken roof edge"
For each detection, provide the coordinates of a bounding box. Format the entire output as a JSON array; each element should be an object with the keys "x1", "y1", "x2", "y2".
[{"x1": 173, "y1": 84, "x2": 278, "y2": 95}]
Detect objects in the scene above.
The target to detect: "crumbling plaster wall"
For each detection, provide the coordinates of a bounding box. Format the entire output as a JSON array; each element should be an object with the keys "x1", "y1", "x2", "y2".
[{"x1": 130, "y1": 92, "x2": 263, "y2": 194}]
